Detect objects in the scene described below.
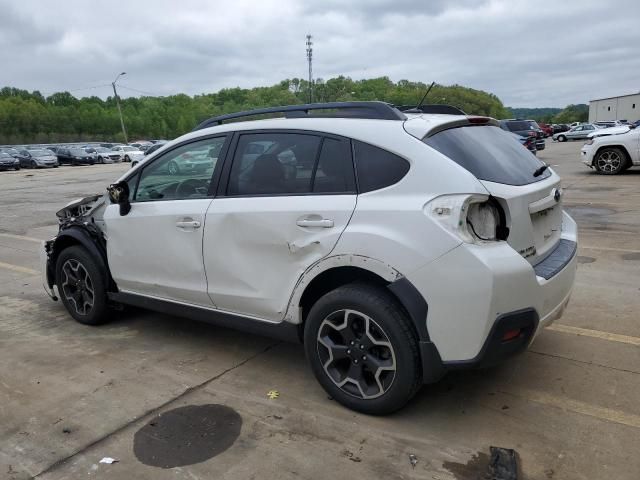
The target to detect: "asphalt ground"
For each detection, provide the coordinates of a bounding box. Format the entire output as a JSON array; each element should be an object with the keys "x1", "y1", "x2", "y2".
[{"x1": 0, "y1": 140, "x2": 638, "y2": 479}]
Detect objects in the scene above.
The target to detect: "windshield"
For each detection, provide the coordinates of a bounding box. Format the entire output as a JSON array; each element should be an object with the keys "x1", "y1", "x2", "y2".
[
  {"x1": 30, "y1": 150, "x2": 52, "y2": 157},
  {"x1": 424, "y1": 125, "x2": 551, "y2": 186},
  {"x1": 70, "y1": 149, "x2": 87, "y2": 155},
  {"x1": 504, "y1": 121, "x2": 532, "y2": 132},
  {"x1": 0, "y1": 152, "x2": 12, "y2": 159},
  {"x1": 124, "y1": 146, "x2": 136, "y2": 151}
]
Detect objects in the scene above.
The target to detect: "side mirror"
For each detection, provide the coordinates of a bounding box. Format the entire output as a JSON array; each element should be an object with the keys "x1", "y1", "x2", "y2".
[{"x1": 107, "y1": 181, "x2": 131, "y2": 216}]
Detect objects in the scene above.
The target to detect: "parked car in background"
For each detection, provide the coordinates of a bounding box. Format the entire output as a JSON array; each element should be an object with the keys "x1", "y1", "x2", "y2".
[
  {"x1": 552, "y1": 124, "x2": 570, "y2": 134},
  {"x1": 142, "y1": 141, "x2": 168, "y2": 157},
  {"x1": 553, "y1": 124, "x2": 597, "y2": 142},
  {"x1": 508, "y1": 131, "x2": 537, "y2": 155},
  {"x1": 0, "y1": 147, "x2": 21, "y2": 159},
  {"x1": 537, "y1": 122, "x2": 553, "y2": 137},
  {"x1": 111, "y1": 145, "x2": 144, "y2": 163},
  {"x1": 17, "y1": 149, "x2": 59, "y2": 168},
  {"x1": 524, "y1": 120, "x2": 546, "y2": 150},
  {"x1": 0, "y1": 151, "x2": 20, "y2": 170},
  {"x1": 56, "y1": 148, "x2": 96, "y2": 166},
  {"x1": 569, "y1": 122, "x2": 583, "y2": 128},
  {"x1": 587, "y1": 125, "x2": 632, "y2": 140},
  {"x1": 499, "y1": 119, "x2": 545, "y2": 151},
  {"x1": 582, "y1": 127, "x2": 640, "y2": 175},
  {"x1": 593, "y1": 120, "x2": 624, "y2": 129},
  {"x1": 84, "y1": 146, "x2": 122, "y2": 163}
]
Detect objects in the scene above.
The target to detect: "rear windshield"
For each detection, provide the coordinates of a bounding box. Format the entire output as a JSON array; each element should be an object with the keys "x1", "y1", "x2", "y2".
[
  {"x1": 503, "y1": 121, "x2": 531, "y2": 132},
  {"x1": 424, "y1": 125, "x2": 551, "y2": 186}
]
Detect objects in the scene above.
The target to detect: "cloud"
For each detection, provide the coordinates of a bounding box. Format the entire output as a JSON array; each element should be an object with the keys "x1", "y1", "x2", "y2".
[{"x1": 0, "y1": 0, "x2": 638, "y2": 107}]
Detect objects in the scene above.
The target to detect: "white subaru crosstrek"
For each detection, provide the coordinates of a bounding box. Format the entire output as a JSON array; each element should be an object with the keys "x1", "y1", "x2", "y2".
[{"x1": 42, "y1": 102, "x2": 578, "y2": 414}]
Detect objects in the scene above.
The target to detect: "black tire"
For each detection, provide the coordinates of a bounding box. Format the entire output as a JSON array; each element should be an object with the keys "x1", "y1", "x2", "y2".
[
  {"x1": 55, "y1": 245, "x2": 109, "y2": 325},
  {"x1": 31, "y1": 160, "x2": 38, "y2": 169},
  {"x1": 594, "y1": 147, "x2": 627, "y2": 175},
  {"x1": 14, "y1": 166, "x2": 20, "y2": 171},
  {"x1": 304, "y1": 283, "x2": 421, "y2": 415},
  {"x1": 124, "y1": 155, "x2": 130, "y2": 162},
  {"x1": 168, "y1": 160, "x2": 180, "y2": 175},
  {"x1": 557, "y1": 135, "x2": 567, "y2": 142}
]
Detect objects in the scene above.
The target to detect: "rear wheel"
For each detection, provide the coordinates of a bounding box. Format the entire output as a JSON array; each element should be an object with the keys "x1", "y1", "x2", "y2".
[
  {"x1": 55, "y1": 246, "x2": 109, "y2": 325},
  {"x1": 594, "y1": 147, "x2": 626, "y2": 175},
  {"x1": 304, "y1": 283, "x2": 421, "y2": 415}
]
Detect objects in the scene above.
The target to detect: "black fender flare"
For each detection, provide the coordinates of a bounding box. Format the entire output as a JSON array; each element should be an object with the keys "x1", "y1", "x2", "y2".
[
  {"x1": 48, "y1": 226, "x2": 115, "y2": 291},
  {"x1": 388, "y1": 277, "x2": 445, "y2": 384}
]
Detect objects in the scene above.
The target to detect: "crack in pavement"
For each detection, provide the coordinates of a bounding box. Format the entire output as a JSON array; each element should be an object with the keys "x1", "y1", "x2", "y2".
[
  {"x1": 31, "y1": 341, "x2": 281, "y2": 479},
  {"x1": 528, "y1": 349, "x2": 640, "y2": 375}
]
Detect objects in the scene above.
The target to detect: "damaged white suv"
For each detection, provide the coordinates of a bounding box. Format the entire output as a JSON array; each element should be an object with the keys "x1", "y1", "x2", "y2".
[{"x1": 42, "y1": 102, "x2": 577, "y2": 414}]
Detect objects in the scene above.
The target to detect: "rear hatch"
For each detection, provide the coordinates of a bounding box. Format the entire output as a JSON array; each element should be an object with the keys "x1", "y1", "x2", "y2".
[{"x1": 424, "y1": 124, "x2": 562, "y2": 265}]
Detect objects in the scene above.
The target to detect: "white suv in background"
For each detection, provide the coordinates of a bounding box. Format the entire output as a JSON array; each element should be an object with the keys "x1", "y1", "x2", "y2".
[
  {"x1": 581, "y1": 126, "x2": 640, "y2": 174},
  {"x1": 42, "y1": 102, "x2": 578, "y2": 414}
]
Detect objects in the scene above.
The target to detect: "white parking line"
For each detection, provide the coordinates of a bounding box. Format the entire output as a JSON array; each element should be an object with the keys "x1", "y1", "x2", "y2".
[
  {"x1": 547, "y1": 324, "x2": 640, "y2": 346},
  {"x1": 0, "y1": 233, "x2": 43, "y2": 243},
  {"x1": 0, "y1": 261, "x2": 39, "y2": 276},
  {"x1": 504, "y1": 389, "x2": 640, "y2": 429}
]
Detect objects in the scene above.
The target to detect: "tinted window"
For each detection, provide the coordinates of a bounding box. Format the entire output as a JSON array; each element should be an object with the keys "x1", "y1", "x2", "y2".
[
  {"x1": 312, "y1": 138, "x2": 356, "y2": 193},
  {"x1": 353, "y1": 141, "x2": 410, "y2": 193},
  {"x1": 135, "y1": 136, "x2": 226, "y2": 202},
  {"x1": 424, "y1": 125, "x2": 551, "y2": 186},
  {"x1": 227, "y1": 133, "x2": 322, "y2": 196}
]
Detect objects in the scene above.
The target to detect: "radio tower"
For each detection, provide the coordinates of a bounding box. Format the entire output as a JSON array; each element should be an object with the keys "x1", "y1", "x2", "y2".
[{"x1": 306, "y1": 34, "x2": 313, "y2": 103}]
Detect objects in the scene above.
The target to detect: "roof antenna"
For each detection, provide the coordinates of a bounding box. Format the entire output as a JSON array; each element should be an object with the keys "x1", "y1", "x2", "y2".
[{"x1": 403, "y1": 81, "x2": 435, "y2": 113}]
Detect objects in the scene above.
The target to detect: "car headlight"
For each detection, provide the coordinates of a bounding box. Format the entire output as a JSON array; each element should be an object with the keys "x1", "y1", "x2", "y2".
[
  {"x1": 426, "y1": 194, "x2": 508, "y2": 243},
  {"x1": 585, "y1": 139, "x2": 594, "y2": 145}
]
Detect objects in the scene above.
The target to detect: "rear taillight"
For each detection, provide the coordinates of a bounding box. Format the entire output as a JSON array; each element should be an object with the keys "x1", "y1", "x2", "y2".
[
  {"x1": 426, "y1": 195, "x2": 508, "y2": 244},
  {"x1": 467, "y1": 116, "x2": 490, "y2": 124}
]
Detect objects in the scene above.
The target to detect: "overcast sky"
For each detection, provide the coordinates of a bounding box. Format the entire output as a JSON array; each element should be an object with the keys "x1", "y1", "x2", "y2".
[{"x1": 1, "y1": 0, "x2": 639, "y2": 107}]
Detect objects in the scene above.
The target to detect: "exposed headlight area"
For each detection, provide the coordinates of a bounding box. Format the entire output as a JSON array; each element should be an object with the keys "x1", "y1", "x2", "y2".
[{"x1": 426, "y1": 194, "x2": 508, "y2": 244}]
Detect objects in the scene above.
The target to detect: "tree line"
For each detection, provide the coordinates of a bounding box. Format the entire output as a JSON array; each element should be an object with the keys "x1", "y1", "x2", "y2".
[
  {"x1": 0, "y1": 76, "x2": 533, "y2": 144},
  {"x1": 507, "y1": 104, "x2": 589, "y2": 124}
]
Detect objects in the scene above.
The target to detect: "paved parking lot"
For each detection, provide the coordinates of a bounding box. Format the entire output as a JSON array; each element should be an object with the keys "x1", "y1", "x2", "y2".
[{"x1": 0, "y1": 142, "x2": 639, "y2": 480}]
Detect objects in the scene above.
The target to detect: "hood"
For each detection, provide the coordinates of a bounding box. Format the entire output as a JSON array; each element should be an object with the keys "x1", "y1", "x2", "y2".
[
  {"x1": 57, "y1": 194, "x2": 106, "y2": 221},
  {"x1": 588, "y1": 125, "x2": 631, "y2": 139}
]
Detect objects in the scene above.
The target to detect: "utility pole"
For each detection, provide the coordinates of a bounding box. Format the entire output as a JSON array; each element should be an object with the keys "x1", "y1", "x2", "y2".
[
  {"x1": 112, "y1": 72, "x2": 128, "y2": 144},
  {"x1": 306, "y1": 35, "x2": 313, "y2": 103}
]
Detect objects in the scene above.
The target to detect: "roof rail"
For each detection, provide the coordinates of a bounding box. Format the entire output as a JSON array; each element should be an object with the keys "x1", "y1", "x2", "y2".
[
  {"x1": 396, "y1": 104, "x2": 466, "y2": 115},
  {"x1": 193, "y1": 101, "x2": 406, "y2": 131}
]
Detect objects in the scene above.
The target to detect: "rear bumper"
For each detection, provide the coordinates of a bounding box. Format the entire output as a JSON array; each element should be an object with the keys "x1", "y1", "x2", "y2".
[{"x1": 407, "y1": 210, "x2": 578, "y2": 370}]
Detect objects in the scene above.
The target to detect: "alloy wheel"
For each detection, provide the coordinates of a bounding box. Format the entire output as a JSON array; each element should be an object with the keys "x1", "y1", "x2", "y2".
[
  {"x1": 316, "y1": 309, "x2": 396, "y2": 399},
  {"x1": 61, "y1": 259, "x2": 95, "y2": 316},
  {"x1": 596, "y1": 150, "x2": 622, "y2": 173}
]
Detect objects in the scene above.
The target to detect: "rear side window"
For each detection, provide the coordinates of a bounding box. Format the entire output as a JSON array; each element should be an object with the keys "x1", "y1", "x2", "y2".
[
  {"x1": 353, "y1": 141, "x2": 410, "y2": 193},
  {"x1": 227, "y1": 133, "x2": 355, "y2": 196},
  {"x1": 424, "y1": 125, "x2": 551, "y2": 186}
]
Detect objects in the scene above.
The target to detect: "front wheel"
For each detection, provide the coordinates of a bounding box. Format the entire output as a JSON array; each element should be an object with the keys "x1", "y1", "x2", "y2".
[
  {"x1": 557, "y1": 135, "x2": 567, "y2": 142},
  {"x1": 55, "y1": 246, "x2": 109, "y2": 325},
  {"x1": 31, "y1": 160, "x2": 38, "y2": 169},
  {"x1": 124, "y1": 155, "x2": 130, "y2": 162},
  {"x1": 594, "y1": 147, "x2": 626, "y2": 175},
  {"x1": 14, "y1": 165, "x2": 20, "y2": 171},
  {"x1": 304, "y1": 283, "x2": 421, "y2": 415}
]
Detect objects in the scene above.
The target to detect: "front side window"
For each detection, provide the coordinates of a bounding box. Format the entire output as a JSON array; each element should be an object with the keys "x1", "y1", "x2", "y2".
[{"x1": 134, "y1": 136, "x2": 226, "y2": 202}]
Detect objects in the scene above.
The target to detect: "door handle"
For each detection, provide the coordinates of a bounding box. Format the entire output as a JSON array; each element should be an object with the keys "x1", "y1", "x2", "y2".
[
  {"x1": 176, "y1": 219, "x2": 201, "y2": 229},
  {"x1": 296, "y1": 218, "x2": 334, "y2": 228}
]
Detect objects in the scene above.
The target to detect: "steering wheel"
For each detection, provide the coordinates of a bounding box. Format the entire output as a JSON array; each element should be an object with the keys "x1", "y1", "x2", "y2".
[{"x1": 176, "y1": 178, "x2": 209, "y2": 198}]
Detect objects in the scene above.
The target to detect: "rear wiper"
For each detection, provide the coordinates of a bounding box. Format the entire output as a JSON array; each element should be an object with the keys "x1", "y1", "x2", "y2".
[{"x1": 533, "y1": 164, "x2": 549, "y2": 177}]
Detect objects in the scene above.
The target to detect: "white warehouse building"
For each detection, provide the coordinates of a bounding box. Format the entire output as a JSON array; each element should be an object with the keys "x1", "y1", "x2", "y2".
[{"x1": 589, "y1": 92, "x2": 640, "y2": 123}]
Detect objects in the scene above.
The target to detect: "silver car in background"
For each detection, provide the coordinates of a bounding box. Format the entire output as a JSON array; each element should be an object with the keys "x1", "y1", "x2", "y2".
[{"x1": 553, "y1": 123, "x2": 598, "y2": 142}]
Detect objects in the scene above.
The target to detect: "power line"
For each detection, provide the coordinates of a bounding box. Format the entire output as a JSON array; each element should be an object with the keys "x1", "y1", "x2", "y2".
[{"x1": 118, "y1": 85, "x2": 162, "y2": 97}]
